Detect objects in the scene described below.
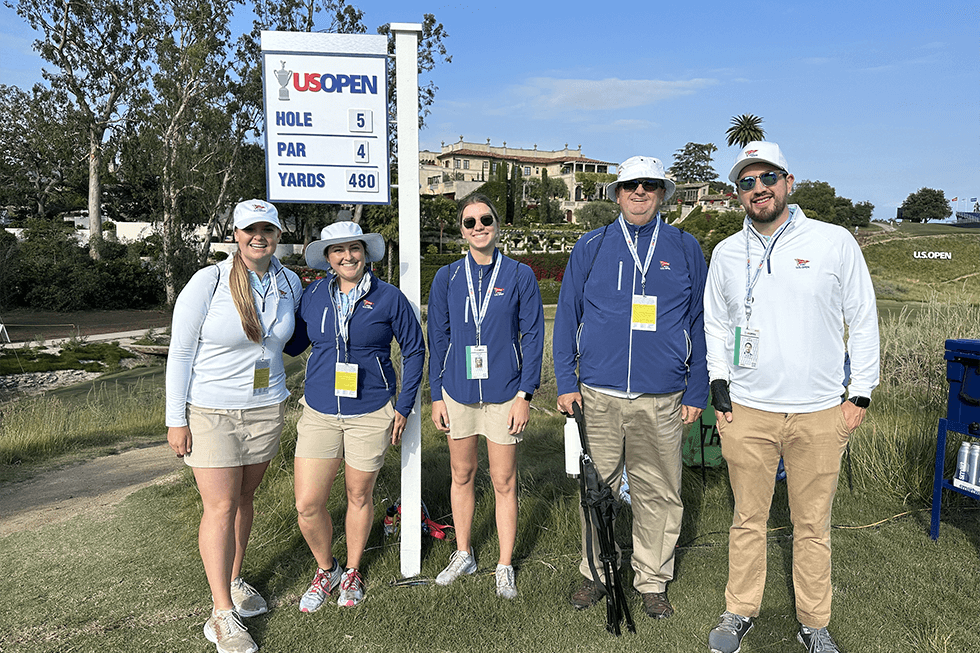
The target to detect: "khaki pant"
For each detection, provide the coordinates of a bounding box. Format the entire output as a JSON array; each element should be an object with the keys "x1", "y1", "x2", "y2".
[
  {"x1": 577, "y1": 386, "x2": 684, "y2": 594},
  {"x1": 719, "y1": 402, "x2": 850, "y2": 629}
]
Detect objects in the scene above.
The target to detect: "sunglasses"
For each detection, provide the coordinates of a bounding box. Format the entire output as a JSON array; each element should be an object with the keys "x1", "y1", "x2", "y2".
[
  {"x1": 620, "y1": 179, "x2": 664, "y2": 193},
  {"x1": 737, "y1": 171, "x2": 787, "y2": 192},
  {"x1": 462, "y1": 215, "x2": 495, "y2": 229}
]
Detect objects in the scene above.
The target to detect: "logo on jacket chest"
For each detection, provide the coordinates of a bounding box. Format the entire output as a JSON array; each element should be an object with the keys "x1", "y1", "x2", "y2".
[
  {"x1": 794, "y1": 259, "x2": 810, "y2": 269},
  {"x1": 659, "y1": 260, "x2": 671, "y2": 271},
  {"x1": 363, "y1": 300, "x2": 375, "y2": 309},
  {"x1": 493, "y1": 287, "x2": 505, "y2": 296}
]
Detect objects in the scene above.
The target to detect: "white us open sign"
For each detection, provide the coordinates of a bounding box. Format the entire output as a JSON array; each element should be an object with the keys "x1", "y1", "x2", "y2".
[{"x1": 261, "y1": 31, "x2": 390, "y2": 205}]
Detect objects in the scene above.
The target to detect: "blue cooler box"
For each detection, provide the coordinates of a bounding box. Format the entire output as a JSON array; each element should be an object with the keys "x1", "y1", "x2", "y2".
[{"x1": 946, "y1": 339, "x2": 980, "y2": 426}]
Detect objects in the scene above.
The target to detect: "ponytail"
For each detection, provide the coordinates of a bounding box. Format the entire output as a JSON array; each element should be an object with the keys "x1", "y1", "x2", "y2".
[{"x1": 230, "y1": 250, "x2": 263, "y2": 344}]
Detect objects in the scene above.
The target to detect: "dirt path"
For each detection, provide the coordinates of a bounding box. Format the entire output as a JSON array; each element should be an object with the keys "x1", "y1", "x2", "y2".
[{"x1": 0, "y1": 442, "x2": 184, "y2": 538}]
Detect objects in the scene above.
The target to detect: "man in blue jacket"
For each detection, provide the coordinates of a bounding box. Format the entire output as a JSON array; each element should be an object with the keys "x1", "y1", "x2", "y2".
[{"x1": 554, "y1": 155, "x2": 708, "y2": 619}]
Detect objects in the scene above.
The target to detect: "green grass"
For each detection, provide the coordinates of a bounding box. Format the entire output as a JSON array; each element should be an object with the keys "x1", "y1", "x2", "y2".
[
  {"x1": 0, "y1": 340, "x2": 136, "y2": 375},
  {"x1": 2, "y1": 301, "x2": 980, "y2": 651}
]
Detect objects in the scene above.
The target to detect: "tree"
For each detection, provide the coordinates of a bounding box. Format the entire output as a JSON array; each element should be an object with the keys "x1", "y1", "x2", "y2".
[
  {"x1": 789, "y1": 180, "x2": 874, "y2": 228},
  {"x1": 901, "y1": 188, "x2": 951, "y2": 223},
  {"x1": 575, "y1": 201, "x2": 619, "y2": 229},
  {"x1": 420, "y1": 194, "x2": 457, "y2": 253},
  {"x1": 0, "y1": 83, "x2": 86, "y2": 220},
  {"x1": 148, "y1": 0, "x2": 238, "y2": 305},
  {"x1": 11, "y1": 0, "x2": 160, "y2": 259},
  {"x1": 668, "y1": 142, "x2": 718, "y2": 183},
  {"x1": 726, "y1": 114, "x2": 765, "y2": 148}
]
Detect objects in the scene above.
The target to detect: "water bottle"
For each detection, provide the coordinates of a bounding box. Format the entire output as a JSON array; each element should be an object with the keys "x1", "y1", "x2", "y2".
[
  {"x1": 956, "y1": 442, "x2": 971, "y2": 482},
  {"x1": 564, "y1": 416, "x2": 581, "y2": 478},
  {"x1": 968, "y1": 443, "x2": 980, "y2": 486}
]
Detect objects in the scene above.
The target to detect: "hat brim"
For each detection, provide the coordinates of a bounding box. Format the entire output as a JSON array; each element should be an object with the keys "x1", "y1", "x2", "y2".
[{"x1": 306, "y1": 232, "x2": 385, "y2": 271}]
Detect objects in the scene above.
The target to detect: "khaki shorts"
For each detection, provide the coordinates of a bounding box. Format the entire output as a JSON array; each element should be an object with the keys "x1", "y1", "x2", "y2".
[
  {"x1": 295, "y1": 398, "x2": 395, "y2": 473},
  {"x1": 442, "y1": 390, "x2": 522, "y2": 445},
  {"x1": 183, "y1": 402, "x2": 285, "y2": 468}
]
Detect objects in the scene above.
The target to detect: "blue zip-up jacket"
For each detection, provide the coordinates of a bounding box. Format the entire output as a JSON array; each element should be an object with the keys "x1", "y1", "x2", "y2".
[
  {"x1": 428, "y1": 249, "x2": 544, "y2": 404},
  {"x1": 553, "y1": 215, "x2": 709, "y2": 409},
  {"x1": 285, "y1": 272, "x2": 425, "y2": 417}
]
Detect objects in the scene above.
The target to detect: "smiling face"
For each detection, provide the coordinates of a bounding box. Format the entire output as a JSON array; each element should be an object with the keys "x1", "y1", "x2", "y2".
[
  {"x1": 736, "y1": 162, "x2": 795, "y2": 234},
  {"x1": 460, "y1": 202, "x2": 498, "y2": 260},
  {"x1": 327, "y1": 240, "x2": 366, "y2": 290},
  {"x1": 234, "y1": 221, "x2": 281, "y2": 273},
  {"x1": 615, "y1": 181, "x2": 665, "y2": 226}
]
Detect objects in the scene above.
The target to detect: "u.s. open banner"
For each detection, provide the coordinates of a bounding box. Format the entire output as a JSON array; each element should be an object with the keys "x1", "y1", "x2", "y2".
[{"x1": 261, "y1": 31, "x2": 390, "y2": 205}]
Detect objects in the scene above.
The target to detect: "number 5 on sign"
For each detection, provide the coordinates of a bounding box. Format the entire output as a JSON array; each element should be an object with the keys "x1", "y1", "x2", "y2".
[
  {"x1": 346, "y1": 170, "x2": 379, "y2": 193},
  {"x1": 349, "y1": 109, "x2": 373, "y2": 132}
]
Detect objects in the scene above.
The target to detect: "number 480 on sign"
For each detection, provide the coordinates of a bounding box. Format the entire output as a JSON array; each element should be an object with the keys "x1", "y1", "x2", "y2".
[{"x1": 346, "y1": 170, "x2": 379, "y2": 193}]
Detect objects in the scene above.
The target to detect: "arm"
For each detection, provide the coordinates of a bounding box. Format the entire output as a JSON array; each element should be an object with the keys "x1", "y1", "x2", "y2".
[
  {"x1": 165, "y1": 266, "x2": 217, "y2": 428},
  {"x1": 516, "y1": 264, "x2": 545, "y2": 396},
  {"x1": 553, "y1": 237, "x2": 589, "y2": 406},
  {"x1": 840, "y1": 236, "x2": 880, "y2": 401},
  {"x1": 426, "y1": 266, "x2": 451, "y2": 402},
  {"x1": 391, "y1": 291, "x2": 426, "y2": 418},
  {"x1": 703, "y1": 242, "x2": 735, "y2": 423},
  {"x1": 680, "y1": 233, "x2": 709, "y2": 413}
]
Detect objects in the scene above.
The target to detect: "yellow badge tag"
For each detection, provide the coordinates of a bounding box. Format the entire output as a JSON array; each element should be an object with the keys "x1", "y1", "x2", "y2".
[
  {"x1": 335, "y1": 362, "x2": 358, "y2": 398},
  {"x1": 631, "y1": 295, "x2": 657, "y2": 331},
  {"x1": 253, "y1": 359, "x2": 271, "y2": 395}
]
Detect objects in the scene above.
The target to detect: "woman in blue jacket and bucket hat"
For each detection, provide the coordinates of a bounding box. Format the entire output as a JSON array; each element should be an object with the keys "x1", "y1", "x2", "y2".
[
  {"x1": 428, "y1": 193, "x2": 544, "y2": 599},
  {"x1": 286, "y1": 221, "x2": 425, "y2": 610}
]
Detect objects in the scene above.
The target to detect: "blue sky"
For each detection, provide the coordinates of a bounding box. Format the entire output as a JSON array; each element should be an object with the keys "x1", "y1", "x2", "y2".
[{"x1": 2, "y1": 0, "x2": 977, "y2": 221}]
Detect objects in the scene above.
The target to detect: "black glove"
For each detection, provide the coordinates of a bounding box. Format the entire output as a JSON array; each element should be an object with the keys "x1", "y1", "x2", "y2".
[{"x1": 710, "y1": 379, "x2": 732, "y2": 414}]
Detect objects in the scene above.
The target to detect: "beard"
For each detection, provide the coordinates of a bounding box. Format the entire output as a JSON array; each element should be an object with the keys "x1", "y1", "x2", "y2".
[{"x1": 745, "y1": 192, "x2": 788, "y2": 225}]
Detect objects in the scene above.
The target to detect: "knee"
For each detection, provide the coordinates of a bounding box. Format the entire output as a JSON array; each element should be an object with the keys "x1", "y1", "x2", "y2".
[
  {"x1": 451, "y1": 462, "x2": 478, "y2": 486},
  {"x1": 295, "y1": 494, "x2": 327, "y2": 521},
  {"x1": 489, "y1": 470, "x2": 517, "y2": 497}
]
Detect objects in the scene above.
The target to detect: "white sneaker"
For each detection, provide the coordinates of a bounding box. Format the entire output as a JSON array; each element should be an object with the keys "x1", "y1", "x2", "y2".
[
  {"x1": 495, "y1": 564, "x2": 517, "y2": 599},
  {"x1": 229, "y1": 577, "x2": 267, "y2": 617},
  {"x1": 204, "y1": 608, "x2": 258, "y2": 653},
  {"x1": 337, "y1": 568, "x2": 365, "y2": 607},
  {"x1": 435, "y1": 549, "x2": 477, "y2": 586},
  {"x1": 299, "y1": 560, "x2": 343, "y2": 613}
]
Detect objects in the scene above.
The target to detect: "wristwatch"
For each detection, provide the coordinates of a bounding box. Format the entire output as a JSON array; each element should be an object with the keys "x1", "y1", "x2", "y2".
[
  {"x1": 847, "y1": 396, "x2": 870, "y2": 408},
  {"x1": 517, "y1": 391, "x2": 533, "y2": 402}
]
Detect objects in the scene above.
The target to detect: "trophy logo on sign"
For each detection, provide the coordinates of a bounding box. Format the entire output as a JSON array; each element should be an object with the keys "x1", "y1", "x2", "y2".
[{"x1": 274, "y1": 61, "x2": 291, "y2": 101}]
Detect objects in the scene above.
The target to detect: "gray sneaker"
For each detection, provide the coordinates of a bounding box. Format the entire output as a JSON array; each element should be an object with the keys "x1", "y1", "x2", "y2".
[
  {"x1": 495, "y1": 564, "x2": 517, "y2": 599},
  {"x1": 708, "y1": 611, "x2": 753, "y2": 653},
  {"x1": 798, "y1": 625, "x2": 842, "y2": 652},
  {"x1": 229, "y1": 577, "x2": 267, "y2": 618},
  {"x1": 299, "y1": 560, "x2": 343, "y2": 613},
  {"x1": 337, "y1": 568, "x2": 365, "y2": 607},
  {"x1": 435, "y1": 549, "x2": 477, "y2": 586},
  {"x1": 204, "y1": 608, "x2": 258, "y2": 653}
]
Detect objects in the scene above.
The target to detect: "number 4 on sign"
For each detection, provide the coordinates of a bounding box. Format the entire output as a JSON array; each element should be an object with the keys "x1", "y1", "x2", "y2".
[{"x1": 353, "y1": 140, "x2": 370, "y2": 163}]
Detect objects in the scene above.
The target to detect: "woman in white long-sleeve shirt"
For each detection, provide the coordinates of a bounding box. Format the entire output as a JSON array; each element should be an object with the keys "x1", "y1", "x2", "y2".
[{"x1": 166, "y1": 200, "x2": 301, "y2": 653}]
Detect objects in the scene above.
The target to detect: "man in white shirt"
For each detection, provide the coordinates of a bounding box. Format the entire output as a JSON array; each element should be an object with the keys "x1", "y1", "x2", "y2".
[{"x1": 703, "y1": 142, "x2": 879, "y2": 653}]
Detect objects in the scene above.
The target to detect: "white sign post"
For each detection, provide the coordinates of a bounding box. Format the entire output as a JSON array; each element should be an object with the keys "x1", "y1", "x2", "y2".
[
  {"x1": 392, "y1": 22, "x2": 423, "y2": 579},
  {"x1": 261, "y1": 31, "x2": 390, "y2": 204}
]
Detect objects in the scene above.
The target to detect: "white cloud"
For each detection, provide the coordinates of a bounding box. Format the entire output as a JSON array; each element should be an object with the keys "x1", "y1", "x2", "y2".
[{"x1": 498, "y1": 77, "x2": 717, "y2": 117}]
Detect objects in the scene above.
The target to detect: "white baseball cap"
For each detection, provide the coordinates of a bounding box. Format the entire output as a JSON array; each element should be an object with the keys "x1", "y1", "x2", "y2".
[
  {"x1": 606, "y1": 156, "x2": 675, "y2": 201},
  {"x1": 305, "y1": 221, "x2": 385, "y2": 271},
  {"x1": 233, "y1": 199, "x2": 282, "y2": 230},
  {"x1": 728, "y1": 141, "x2": 790, "y2": 184}
]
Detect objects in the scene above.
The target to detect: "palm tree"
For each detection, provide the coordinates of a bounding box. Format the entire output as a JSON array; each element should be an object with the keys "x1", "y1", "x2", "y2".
[{"x1": 726, "y1": 114, "x2": 765, "y2": 148}]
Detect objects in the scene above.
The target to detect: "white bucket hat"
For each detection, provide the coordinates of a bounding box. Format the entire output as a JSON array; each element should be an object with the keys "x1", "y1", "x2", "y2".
[
  {"x1": 728, "y1": 141, "x2": 790, "y2": 183},
  {"x1": 305, "y1": 221, "x2": 385, "y2": 271},
  {"x1": 606, "y1": 156, "x2": 676, "y2": 201},
  {"x1": 233, "y1": 199, "x2": 282, "y2": 230}
]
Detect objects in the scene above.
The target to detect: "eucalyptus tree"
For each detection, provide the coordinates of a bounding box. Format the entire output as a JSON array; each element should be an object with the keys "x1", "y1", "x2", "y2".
[
  {"x1": 9, "y1": 0, "x2": 159, "y2": 258},
  {"x1": 725, "y1": 114, "x2": 766, "y2": 148},
  {"x1": 145, "y1": 0, "x2": 243, "y2": 304},
  {"x1": 0, "y1": 83, "x2": 86, "y2": 220}
]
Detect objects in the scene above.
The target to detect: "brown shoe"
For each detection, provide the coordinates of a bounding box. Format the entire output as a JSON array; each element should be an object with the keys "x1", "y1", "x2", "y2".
[
  {"x1": 569, "y1": 578, "x2": 602, "y2": 610},
  {"x1": 641, "y1": 591, "x2": 674, "y2": 619}
]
